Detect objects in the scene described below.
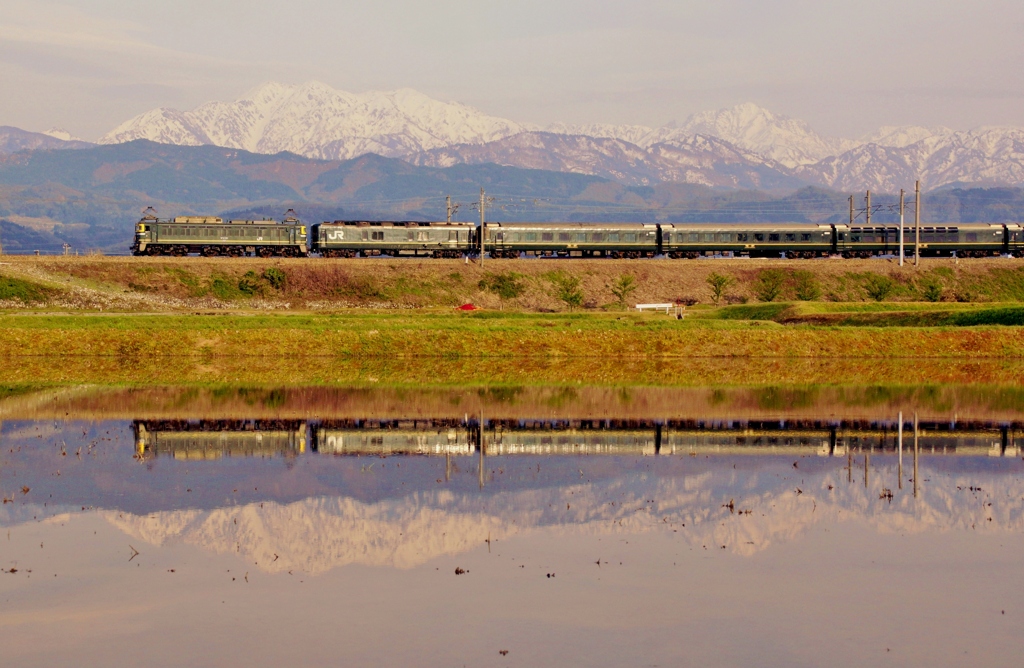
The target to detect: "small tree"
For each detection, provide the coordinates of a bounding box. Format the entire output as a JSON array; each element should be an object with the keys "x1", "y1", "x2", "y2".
[
  {"x1": 705, "y1": 272, "x2": 733, "y2": 305},
  {"x1": 478, "y1": 271, "x2": 526, "y2": 310},
  {"x1": 792, "y1": 270, "x2": 821, "y2": 301},
  {"x1": 610, "y1": 274, "x2": 638, "y2": 309},
  {"x1": 753, "y1": 269, "x2": 787, "y2": 302},
  {"x1": 864, "y1": 274, "x2": 895, "y2": 302},
  {"x1": 549, "y1": 272, "x2": 584, "y2": 311}
]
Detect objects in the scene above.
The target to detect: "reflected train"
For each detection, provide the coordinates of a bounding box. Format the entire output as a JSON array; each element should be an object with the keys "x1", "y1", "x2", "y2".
[
  {"x1": 131, "y1": 209, "x2": 1024, "y2": 259},
  {"x1": 132, "y1": 418, "x2": 1022, "y2": 460}
]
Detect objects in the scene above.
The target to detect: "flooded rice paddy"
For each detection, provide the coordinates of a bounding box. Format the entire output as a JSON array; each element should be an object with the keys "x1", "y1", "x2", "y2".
[{"x1": 2, "y1": 385, "x2": 1024, "y2": 666}]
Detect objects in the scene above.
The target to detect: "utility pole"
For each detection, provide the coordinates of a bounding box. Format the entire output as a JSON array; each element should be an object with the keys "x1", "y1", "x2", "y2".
[
  {"x1": 849, "y1": 195, "x2": 854, "y2": 226},
  {"x1": 914, "y1": 180, "x2": 921, "y2": 267},
  {"x1": 446, "y1": 195, "x2": 460, "y2": 224},
  {"x1": 479, "y1": 187, "x2": 486, "y2": 268},
  {"x1": 899, "y1": 189, "x2": 905, "y2": 266},
  {"x1": 865, "y1": 190, "x2": 871, "y2": 228}
]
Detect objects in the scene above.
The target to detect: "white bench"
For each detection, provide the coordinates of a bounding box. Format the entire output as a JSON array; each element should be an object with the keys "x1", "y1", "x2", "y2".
[{"x1": 635, "y1": 303, "x2": 675, "y2": 314}]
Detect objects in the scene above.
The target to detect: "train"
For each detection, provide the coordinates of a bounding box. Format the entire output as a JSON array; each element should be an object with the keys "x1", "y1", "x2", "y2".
[{"x1": 131, "y1": 208, "x2": 1024, "y2": 259}]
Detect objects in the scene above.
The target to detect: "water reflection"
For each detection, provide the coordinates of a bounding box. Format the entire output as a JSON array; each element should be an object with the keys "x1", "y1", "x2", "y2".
[{"x1": 4, "y1": 387, "x2": 1024, "y2": 665}]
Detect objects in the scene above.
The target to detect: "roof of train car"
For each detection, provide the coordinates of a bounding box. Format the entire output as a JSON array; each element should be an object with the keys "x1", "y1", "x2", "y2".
[
  {"x1": 483, "y1": 221, "x2": 658, "y2": 229},
  {"x1": 317, "y1": 220, "x2": 473, "y2": 227},
  {"x1": 661, "y1": 222, "x2": 833, "y2": 230}
]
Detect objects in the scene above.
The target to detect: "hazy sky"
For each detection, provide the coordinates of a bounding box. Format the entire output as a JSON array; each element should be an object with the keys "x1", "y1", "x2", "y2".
[{"x1": 3, "y1": 0, "x2": 1024, "y2": 140}]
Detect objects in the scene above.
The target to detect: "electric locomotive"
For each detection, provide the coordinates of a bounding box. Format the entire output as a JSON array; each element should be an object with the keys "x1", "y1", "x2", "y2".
[{"x1": 132, "y1": 208, "x2": 308, "y2": 257}]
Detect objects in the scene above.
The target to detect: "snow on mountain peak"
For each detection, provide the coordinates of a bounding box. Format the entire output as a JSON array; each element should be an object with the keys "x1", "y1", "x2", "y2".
[
  {"x1": 98, "y1": 81, "x2": 530, "y2": 160},
  {"x1": 671, "y1": 102, "x2": 854, "y2": 168},
  {"x1": 42, "y1": 127, "x2": 85, "y2": 142}
]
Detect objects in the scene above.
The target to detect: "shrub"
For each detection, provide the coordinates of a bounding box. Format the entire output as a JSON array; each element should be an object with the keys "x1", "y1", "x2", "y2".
[
  {"x1": 237, "y1": 271, "x2": 264, "y2": 297},
  {"x1": 478, "y1": 272, "x2": 526, "y2": 309},
  {"x1": 706, "y1": 272, "x2": 733, "y2": 305},
  {"x1": 920, "y1": 278, "x2": 943, "y2": 302},
  {"x1": 0, "y1": 275, "x2": 53, "y2": 303},
  {"x1": 610, "y1": 274, "x2": 638, "y2": 308},
  {"x1": 753, "y1": 269, "x2": 787, "y2": 302},
  {"x1": 863, "y1": 274, "x2": 895, "y2": 302},
  {"x1": 792, "y1": 270, "x2": 821, "y2": 301},
  {"x1": 211, "y1": 277, "x2": 243, "y2": 300},
  {"x1": 262, "y1": 267, "x2": 286, "y2": 290}
]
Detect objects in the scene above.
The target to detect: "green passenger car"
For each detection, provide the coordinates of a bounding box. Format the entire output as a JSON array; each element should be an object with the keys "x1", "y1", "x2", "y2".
[
  {"x1": 311, "y1": 221, "x2": 475, "y2": 257},
  {"x1": 132, "y1": 209, "x2": 307, "y2": 257},
  {"x1": 484, "y1": 222, "x2": 659, "y2": 258},
  {"x1": 661, "y1": 223, "x2": 835, "y2": 259}
]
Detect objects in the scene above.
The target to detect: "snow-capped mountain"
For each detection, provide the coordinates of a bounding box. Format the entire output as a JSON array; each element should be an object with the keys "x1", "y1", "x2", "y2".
[
  {"x1": 859, "y1": 125, "x2": 954, "y2": 149},
  {"x1": 92, "y1": 81, "x2": 1024, "y2": 192},
  {"x1": 668, "y1": 102, "x2": 857, "y2": 168},
  {"x1": 99, "y1": 81, "x2": 532, "y2": 161},
  {"x1": 411, "y1": 131, "x2": 804, "y2": 189},
  {"x1": 797, "y1": 127, "x2": 1024, "y2": 192}
]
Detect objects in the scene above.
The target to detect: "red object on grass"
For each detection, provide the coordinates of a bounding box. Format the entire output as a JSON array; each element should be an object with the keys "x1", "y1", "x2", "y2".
[{"x1": 457, "y1": 303, "x2": 479, "y2": 311}]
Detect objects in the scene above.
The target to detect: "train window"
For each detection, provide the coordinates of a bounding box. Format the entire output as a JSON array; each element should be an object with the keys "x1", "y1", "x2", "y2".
[
  {"x1": 923, "y1": 227, "x2": 935, "y2": 233},
  {"x1": 736, "y1": 233, "x2": 748, "y2": 242},
  {"x1": 851, "y1": 228, "x2": 862, "y2": 233},
  {"x1": 801, "y1": 234, "x2": 811, "y2": 241},
  {"x1": 674, "y1": 233, "x2": 683, "y2": 242},
  {"x1": 526, "y1": 233, "x2": 537, "y2": 241},
  {"x1": 688, "y1": 233, "x2": 699, "y2": 242},
  {"x1": 768, "y1": 233, "x2": 780, "y2": 242},
  {"x1": 448, "y1": 231, "x2": 458, "y2": 241},
  {"x1": 608, "y1": 233, "x2": 619, "y2": 242},
  {"x1": 935, "y1": 227, "x2": 946, "y2": 234},
  {"x1": 542, "y1": 233, "x2": 554, "y2": 242},
  {"x1": 838, "y1": 233, "x2": 845, "y2": 240},
  {"x1": 372, "y1": 231, "x2": 384, "y2": 241},
  {"x1": 558, "y1": 233, "x2": 571, "y2": 242},
  {"x1": 592, "y1": 233, "x2": 605, "y2": 242},
  {"x1": 625, "y1": 233, "x2": 637, "y2": 242},
  {"x1": 785, "y1": 233, "x2": 796, "y2": 242},
  {"x1": 949, "y1": 227, "x2": 958, "y2": 234},
  {"x1": 494, "y1": 232, "x2": 503, "y2": 242},
  {"x1": 966, "y1": 233, "x2": 978, "y2": 242},
  {"x1": 752, "y1": 233, "x2": 763, "y2": 242},
  {"x1": 851, "y1": 235, "x2": 861, "y2": 242},
  {"x1": 717, "y1": 233, "x2": 730, "y2": 242}
]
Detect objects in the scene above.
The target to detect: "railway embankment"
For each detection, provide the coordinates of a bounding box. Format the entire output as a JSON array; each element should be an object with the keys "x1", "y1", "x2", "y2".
[{"x1": 3, "y1": 255, "x2": 1024, "y2": 312}]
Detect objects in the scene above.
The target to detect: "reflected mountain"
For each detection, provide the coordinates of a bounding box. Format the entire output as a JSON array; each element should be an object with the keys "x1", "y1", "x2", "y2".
[{"x1": 95, "y1": 462, "x2": 1024, "y2": 574}]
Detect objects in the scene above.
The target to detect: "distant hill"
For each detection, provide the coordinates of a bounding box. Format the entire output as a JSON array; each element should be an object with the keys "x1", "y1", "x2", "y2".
[
  {"x1": 1, "y1": 140, "x2": 1023, "y2": 254},
  {"x1": 0, "y1": 126, "x2": 94, "y2": 154}
]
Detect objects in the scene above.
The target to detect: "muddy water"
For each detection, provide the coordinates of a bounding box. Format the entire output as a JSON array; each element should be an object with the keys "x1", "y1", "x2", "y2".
[{"x1": 2, "y1": 387, "x2": 1024, "y2": 666}]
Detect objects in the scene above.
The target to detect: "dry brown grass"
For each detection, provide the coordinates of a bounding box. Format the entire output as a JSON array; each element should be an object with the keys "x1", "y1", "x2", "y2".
[{"x1": 2, "y1": 255, "x2": 1024, "y2": 312}]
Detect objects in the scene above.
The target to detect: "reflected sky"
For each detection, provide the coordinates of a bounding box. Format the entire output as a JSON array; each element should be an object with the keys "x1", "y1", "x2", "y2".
[{"x1": 2, "y1": 398, "x2": 1024, "y2": 666}]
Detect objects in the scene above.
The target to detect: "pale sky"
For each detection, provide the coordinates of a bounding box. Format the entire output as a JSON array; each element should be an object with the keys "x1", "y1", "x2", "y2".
[{"x1": 3, "y1": 0, "x2": 1024, "y2": 141}]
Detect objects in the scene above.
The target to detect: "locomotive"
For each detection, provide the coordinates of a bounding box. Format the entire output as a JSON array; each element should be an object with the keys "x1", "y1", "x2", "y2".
[
  {"x1": 131, "y1": 208, "x2": 308, "y2": 257},
  {"x1": 132, "y1": 208, "x2": 1024, "y2": 258}
]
